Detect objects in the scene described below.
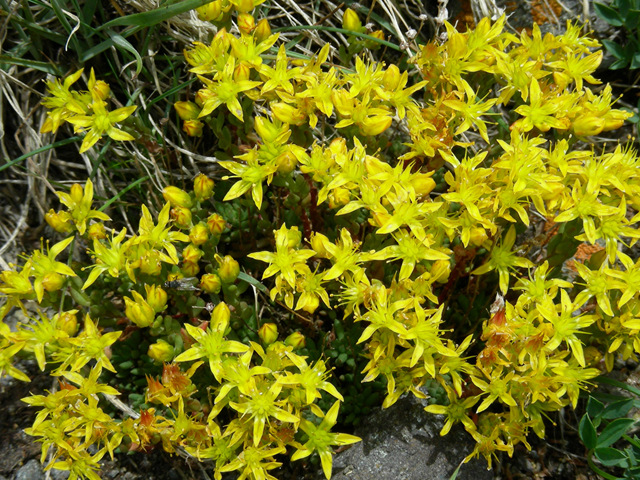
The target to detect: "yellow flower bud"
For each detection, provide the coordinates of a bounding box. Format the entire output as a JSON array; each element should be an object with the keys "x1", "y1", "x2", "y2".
[
  {"x1": 383, "y1": 64, "x2": 401, "y2": 90},
  {"x1": 42, "y1": 272, "x2": 65, "y2": 293},
  {"x1": 175, "y1": 101, "x2": 202, "y2": 120},
  {"x1": 184, "y1": 119, "x2": 204, "y2": 137},
  {"x1": 170, "y1": 206, "x2": 193, "y2": 229},
  {"x1": 193, "y1": 173, "x2": 215, "y2": 202},
  {"x1": 195, "y1": 88, "x2": 214, "y2": 107},
  {"x1": 196, "y1": 0, "x2": 222, "y2": 21},
  {"x1": 284, "y1": 332, "x2": 305, "y2": 350},
  {"x1": 212, "y1": 302, "x2": 231, "y2": 329},
  {"x1": 91, "y1": 80, "x2": 110, "y2": 101},
  {"x1": 342, "y1": 8, "x2": 362, "y2": 32},
  {"x1": 254, "y1": 18, "x2": 272, "y2": 43},
  {"x1": 70, "y1": 183, "x2": 84, "y2": 204},
  {"x1": 310, "y1": 232, "x2": 330, "y2": 258},
  {"x1": 216, "y1": 254, "x2": 240, "y2": 284},
  {"x1": 469, "y1": 227, "x2": 488, "y2": 247},
  {"x1": 271, "y1": 102, "x2": 306, "y2": 126},
  {"x1": 200, "y1": 273, "x2": 222, "y2": 294},
  {"x1": 237, "y1": 13, "x2": 256, "y2": 35},
  {"x1": 412, "y1": 173, "x2": 436, "y2": 196},
  {"x1": 431, "y1": 259, "x2": 451, "y2": 284},
  {"x1": 233, "y1": 0, "x2": 254, "y2": 13},
  {"x1": 145, "y1": 284, "x2": 168, "y2": 314},
  {"x1": 148, "y1": 339, "x2": 175, "y2": 363},
  {"x1": 125, "y1": 291, "x2": 156, "y2": 328},
  {"x1": 163, "y1": 186, "x2": 193, "y2": 208},
  {"x1": 56, "y1": 310, "x2": 78, "y2": 336},
  {"x1": 183, "y1": 244, "x2": 204, "y2": 264},
  {"x1": 207, "y1": 213, "x2": 226, "y2": 235},
  {"x1": 45, "y1": 210, "x2": 75, "y2": 234},
  {"x1": 328, "y1": 188, "x2": 350, "y2": 209},
  {"x1": 258, "y1": 323, "x2": 278, "y2": 345},
  {"x1": 234, "y1": 63, "x2": 252, "y2": 82},
  {"x1": 182, "y1": 261, "x2": 200, "y2": 277},
  {"x1": 572, "y1": 116, "x2": 605, "y2": 137},
  {"x1": 87, "y1": 222, "x2": 107, "y2": 240},
  {"x1": 189, "y1": 222, "x2": 210, "y2": 246},
  {"x1": 361, "y1": 115, "x2": 393, "y2": 136},
  {"x1": 286, "y1": 226, "x2": 302, "y2": 248},
  {"x1": 276, "y1": 150, "x2": 298, "y2": 174}
]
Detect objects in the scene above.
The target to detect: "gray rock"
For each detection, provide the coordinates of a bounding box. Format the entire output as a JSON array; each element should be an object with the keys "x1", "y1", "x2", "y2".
[
  {"x1": 15, "y1": 459, "x2": 44, "y2": 480},
  {"x1": 50, "y1": 469, "x2": 70, "y2": 480},
  {"x1": 321, "y1": 392, "x2": 494, "y2": 480}
]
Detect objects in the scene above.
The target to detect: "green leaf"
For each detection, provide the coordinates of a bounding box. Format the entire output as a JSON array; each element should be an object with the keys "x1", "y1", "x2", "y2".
[
  {"x1": 595, "y1": 2, "x2": 625, "y2": 25},
  {"x1": 596, "y1": 376, "x2": 640, "y2": 397},
  {"x1": 98, "y1": 0, "x2": 214, "y2": 30},
  {"x1": 631, "y1": 52, "x2": 640, "y2": 69},
  {"x1": 588, "y1": 396, "x2": 606, "y2": 419},
  {"x1": 595, "y1": 447, "x2": 629, "y2": 467},
  {"x1": 602, "y1": 399, "x2": 634, "y2": 420},
  {"x1": 598, "y1": 419, "x2": 636, "y2": 448},
  {"x1": 619, "y1": 0, "x2": 631, "y2": 19},
  {"x1": 602, "y1": 40, "x2": 628, "y2": 60},
  {"x1": 0, "y1": 55, "x2": 61, "y2": 75},
  {"x1": 237, "y1": 271, "x2": 269, "y2": 295},
  {"x1": 626, "y1": 9, "x2": 640, "y2": 28},
  {"x1": 109, "y1": 33, "x2": 143, "y2": 76},
  {"x1": 580, "y1": 414, "x2": 598, "y2": 450}
]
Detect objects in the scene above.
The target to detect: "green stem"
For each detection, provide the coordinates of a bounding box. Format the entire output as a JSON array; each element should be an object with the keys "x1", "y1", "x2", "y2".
[{"x1": 0, "y1": 137, "x2": 82, "y2": 174}]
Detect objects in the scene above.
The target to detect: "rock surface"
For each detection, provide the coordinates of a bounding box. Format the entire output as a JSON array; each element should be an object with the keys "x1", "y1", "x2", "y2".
[{"x1": 317, "y1": 392, "x2": 494, "y2": 480}]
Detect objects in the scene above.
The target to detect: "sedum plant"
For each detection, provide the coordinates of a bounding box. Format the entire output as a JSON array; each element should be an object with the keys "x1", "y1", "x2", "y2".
[{"x1": 2, "y1": 3, "x2": 640, "y2": 479}]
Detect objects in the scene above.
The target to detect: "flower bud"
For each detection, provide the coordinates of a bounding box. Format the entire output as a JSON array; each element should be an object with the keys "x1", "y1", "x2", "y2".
[
  {"x1": 91, "y1": 80, "x2": 110, "y2": 101},
  {"x1": 572, "y1": 116, "x2": 605, "y2": 137},
  {"x1": 284, "y1": 332, "x2": 305, "y2": 350},
  {"x1": 200, "y1": 273, "x2": 222, "y2": 294},
  {"x1": 195, "y1": 88, "x2": 214, "y2": 107},
  {"x1": 412, "y1": 173, "x2": 436, "y2": 196},
  {"x1": 183, "y1": 244, "x2": 204, "y2": 264},
  {"x1": 46, "y1": 210, "x2": 74, "y2": 234},
  {"x1": 196, "y1": 0, "x2": 222, "y2": 21},
  {"x1": 145, "y1": 284, "x2": 168, "y2": 314},
  {"x1": 207, "y1": 213, "x2": 226, "y2": 235},
  {"x1": 170, "y1": 206, "x2": 193, "y2": 229},
  {"x1": 286, "y1": 226, "x2": 302, "y2": 248},
  {"x1": 148, "y1": 339, "x2": 175, "y2": 363},
  {"x1": 469, "y1": 227, "x2": 488, "y2": 247},
  {"x1": 258, "y1": 323, "x2": 278, "y2": 345},
  {"x1": 181, "y1": 261, "x2": 200, "y2": 277},
  {"x1": 233, "y1": 63, "x2": 252, "y2": 82},
  {"x1": 163, "y1": 186, "x2": 193, "y2": 208},
  {"x1": 56, "y1": 310, "x2": 78, "y2": 336},
  {"x1": 189, "y1": 222, "x2": 210, "y2": 246},
  {"x1": 216, "y1": 254, "x2": 240, "y2": 284},
  {"x1": 70, "y1": 183, "x2": 84, "y2": 204},
  {"x1": 328, "y1": 188, "x2": 350, "y2": 209},
  {"x1": 383, "y1": 65, "x2": 401, "y2": 91},
  {"x1": 183, "y1": 119, "x2": 204, "y2": 137},
  {"x1": 125, "y1": 291, "x2": 156, "y2": 328},
  {"x1": 87, "y1": 222, "x2": 107, "y2": 240},
  {"x1": 234, "y1": 0, "x2": 254, "y2": 13},
  {"x1": 431, "y1": 259, "x2": 451, "y2": 284},
  {"x1": 254, "y1": 19, "x2": 272, "y2": 43},
  {"x1": 342, "y1": 8, "x2": 362, "y2": 32},
  {"x1": 175, "y1": 101, "x2": 202, "y2": 120},
  {"x1": 361, "y1": 115, "x2": 393, "y2": 136},
  {"x1": 212, "y1": 302, "x2": 231, "y2": 330},
  {"x1": 42, "y1": 272, "x2": 65, "y2": 293},
  {"x1": 276, "y1": 150, "x2": 298, "y2": 174},
  {"x1": 193, "y1": 174, "x2": 215, "y2": 202},
  {"x1": 271, "y1": 102, "x2": 306, "y2": 126},
  {"x1": 310, "y1": 232, "x2": 330, "y2": 258},
  {"x1": 238, "y1": 13, "x2": 256, "y2": 35}
]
